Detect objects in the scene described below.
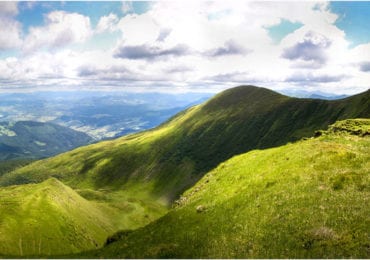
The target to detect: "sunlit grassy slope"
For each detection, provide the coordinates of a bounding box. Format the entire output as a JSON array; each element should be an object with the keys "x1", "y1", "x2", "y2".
[
  {"x1": 0, "y1": 178, "x2": 166, "y2": 256},
  {"x1": 1, "y1": 86, "x2": 369, "y2": 202},
  {"x1": 0, "y1": 86, "x2": 368, "y2": 257},
  {"x1": 82, "y1": 119, "x2": 370, "y2": 258}
]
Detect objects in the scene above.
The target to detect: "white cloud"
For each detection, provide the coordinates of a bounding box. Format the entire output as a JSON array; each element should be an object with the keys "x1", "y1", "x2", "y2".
[
  {"x1": 0, "y1": 18, "x2": 22, "y2": 50},
  {"x1": 117, "y1": 13, "x2": 160, "y2": 46},
  {"x1": 122, "y1": 2, "x2": 134, "y2": 14},
  {"x1": 96, "y1": 13, "x2": 119, "y2": 34},
  {"x1": 23, "y1": 11, "x2": 92, "y2": 54},
  {"x1": 0, "y1": 2, "x2": 18, "y2": 16},
  {"x1": 0, "y1": 2, "x2": 22, "y2": 50},
  {"x1": 1, "y1": 1, "x2": 370, "y2": 95}
]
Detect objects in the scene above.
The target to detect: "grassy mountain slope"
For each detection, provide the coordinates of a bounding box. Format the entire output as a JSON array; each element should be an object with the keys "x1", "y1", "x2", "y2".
[
  {"x1": 82, "y1": 119, "x2": 370, "y2": 258},
  {"x1": 0, "y1": 86, "x2": 368, "y2": 257},
  {"x1": 0, "y1": 159, "x2": 34, "y2": 177},
  {"x1": 1, "y1": 86, "x2": 368, "y2": 200},
  {"x1": 0, "y1": 121, "x2": 92, "y2": 160},
  {"x1": 0, "y1": 178, "x2": 166, "y2": 256}
]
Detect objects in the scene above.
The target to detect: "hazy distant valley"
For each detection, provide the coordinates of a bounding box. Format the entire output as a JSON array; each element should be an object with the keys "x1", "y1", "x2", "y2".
[
  {"x1": 0, "y1": 91, "x2": 211, "y2": 140},
  {"x1": 0, "y1": 91, "x2": 211, "y2": 161}
]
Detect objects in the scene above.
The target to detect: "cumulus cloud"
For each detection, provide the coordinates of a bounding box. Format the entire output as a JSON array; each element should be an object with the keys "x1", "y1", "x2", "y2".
[
  {"x1": 1, "y1": 1, "x2": 370, "y2": 95},
  {"x1": 359, "y1": 62, "x2": 370, "y2": 72},
  {"x1": 0, "y1": 2, "x2": 18, "y2": 16},
  {"x1": 78, "y1": 66, "x2": 98, "y2": 77},
  {"x1": 285, "y1": 72, "x2": 345, "y2": 83},
  {"x1": 122, "y1": 2, "x2": 134, "y2": 14},
  {"x1": 282, "y1": 31, "x2": 331, "y2": 67},
  {"x1": 0, "y1": 2, "x2": 22, "y2": 50},
  {"x1": 96, "y1": 13, "x2": 119, "y2": 34},
  {"x1": 78, "y1": 64, "x2": 135, "y2": 81},
  {"x1": 156, "y1": 28, "x2": 172, "y2": 42},
  {"x1": 205, "y1": 40, "x2": 251, "y2": 57},
  {"x1": 23, "y1": 11, "x2": 92, "y2": 53},
  {"x1": 164, "y1": 65, "x2": 193, "y2": 74},
  {"x1": 113, "y1": 43, "x2": 191, "y2": 60},
  {"x1": 116, "y1": 13, "x2": 160, "y2": 45},
  {"x1": 204, "y1": 71, "x2": 265, "y2": 85}
]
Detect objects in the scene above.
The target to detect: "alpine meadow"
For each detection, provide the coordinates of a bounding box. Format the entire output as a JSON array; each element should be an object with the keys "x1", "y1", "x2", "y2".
[{"x1": 0, "y1": 1, "x2": 369, "y2": 259}]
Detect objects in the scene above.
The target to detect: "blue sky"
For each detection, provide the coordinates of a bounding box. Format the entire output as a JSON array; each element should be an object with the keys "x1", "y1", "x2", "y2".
[
  {"x1": 267, "y1": 19, "x2": 304, "y2": 44},
  {"x1": 17, "y1": 1, "x2": 150, "y2": 30},
  {"x1": 14, "y1": 1, "x2": 370, "y2": 48},
  {"x1": 0, "y1": 1, "x2": 369, "y2": 95},
  {"x1": 331, "y1": 1, "x2": 370, "y2": 47}
]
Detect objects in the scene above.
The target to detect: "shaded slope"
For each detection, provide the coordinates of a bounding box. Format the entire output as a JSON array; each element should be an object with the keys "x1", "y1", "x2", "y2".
[
  {"x1": 0, "y1": 121, "x2": 92, "y2": 160},
  {"x1": 1, "y1": 86, "x2": 369, "y2": 202},
  {"x1": 82, "y1": 119, "x2": 370, "y2": 258},
  {"x1": 0, "y1": 159, "x2": 34, "y2": 177}
]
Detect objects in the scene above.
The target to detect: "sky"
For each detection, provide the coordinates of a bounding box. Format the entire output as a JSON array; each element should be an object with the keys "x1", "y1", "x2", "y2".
[{"x1": 0, "y1": 1, "x2": 370, "y2": 95}]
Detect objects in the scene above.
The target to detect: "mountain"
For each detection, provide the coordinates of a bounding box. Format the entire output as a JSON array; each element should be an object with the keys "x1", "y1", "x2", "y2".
[
  {"x1": 1, "y1": 86, "x2": 368, "y2": 197},
  {"x1": 0, "y1": 177, "x2": 167, "y2": 256},
  {"x1": 0, "y1": 159, "x2": 34, "y2": 177},
  {"x1": 0, "y1": 86, "x2": 368, "y2": 257},
  {"x1": 0, "y1": 121, "x2": 93, "y2": 160},
  {"x1": 308, "y1": 93, "x2": 348, "y2": 100},
  {"x1": 279, "y1": 89, "x2": 349, "y2": 100},
  {"x1": 81, "y1": 119, "x2": 370, "y2": 258},
  {"x1": 0, "y1": 178, "x2": 112, "y2": 256}
]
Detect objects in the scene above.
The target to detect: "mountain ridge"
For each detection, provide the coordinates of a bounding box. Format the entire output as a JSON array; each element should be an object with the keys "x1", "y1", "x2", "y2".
[
  {"x1": 80, "y1": 118, "x2": 370, "y2": 258},
  {"x1": 1, "y1": 86, "x2": 369, "y2": 200},
  {"x1": 0, "y1": 86, "x2": 369, "y2": 257}
]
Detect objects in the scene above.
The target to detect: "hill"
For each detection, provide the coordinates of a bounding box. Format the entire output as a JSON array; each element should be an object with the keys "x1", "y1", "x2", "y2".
[
  {"x1": 0, "y1": 178, "x2": 166, "y2": 256},
  {"x1": 82, "y1": 119, "x2": 370, "y2": 258},
  {"x1": 0, "y1": 121, "x2": 93, "y2": 160},
  {"x1": 0, "y1": 86, "x2": 368, "y2": 257},
  {"x1": 0, "y1": 159, "x2": 34, "y2": 177},
  {"x1": 1, "y1": 86, "x2": 368, "y2": 199}
]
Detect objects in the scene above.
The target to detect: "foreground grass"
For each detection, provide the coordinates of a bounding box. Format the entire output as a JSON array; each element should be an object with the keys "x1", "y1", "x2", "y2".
[
  {"x1": 0, "y1": 86, "x2": 368, "y2": 257},
  {"x1": 0, "y1": 178, "x2": 167, "y2": 257},
  {"x1": 82, "y1": 119, "x2": 370, "y2": 258}
]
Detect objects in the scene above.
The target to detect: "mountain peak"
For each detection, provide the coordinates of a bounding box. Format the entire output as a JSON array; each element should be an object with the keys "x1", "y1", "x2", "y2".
[{"x1": 202, "y1": 85, "x2": 288, "y2": 113}]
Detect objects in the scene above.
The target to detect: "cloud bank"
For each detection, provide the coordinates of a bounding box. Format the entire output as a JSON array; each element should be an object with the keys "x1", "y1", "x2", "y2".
[{"x1": 0, "y1": 1, "x2": 370, "y2": 95}]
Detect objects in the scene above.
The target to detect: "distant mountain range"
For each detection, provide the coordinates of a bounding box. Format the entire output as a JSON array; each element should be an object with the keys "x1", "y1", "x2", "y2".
[
  {"x1": 279, "y1": 89, "x2": 349, "y2": 100},
  {"x1": 0, "y1": 86, "x2": 368, "y2": 258},
  {"x1": 0, "y1": 121, "x2": 92, "y2": 160}
]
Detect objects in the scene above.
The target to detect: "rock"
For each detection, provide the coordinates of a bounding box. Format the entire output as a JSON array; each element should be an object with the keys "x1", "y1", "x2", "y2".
[{"x1": 196, "y1": 205, "x2": 206, "y2": 213}]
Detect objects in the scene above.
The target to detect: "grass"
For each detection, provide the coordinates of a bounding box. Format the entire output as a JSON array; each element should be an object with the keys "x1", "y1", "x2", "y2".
[
  {"x1": 0, "y1": 178, "x2": 167, "y2": 257},
  {"x1": 0, "y1": 86, "x2": 368, "y2": 257},
  {"x1": 1, "y1": 86, "x2": 368, "y2": 200},
  {"x1": 0, "y1": 159, "x2": 34, "y2": 177},
  {"x1": 81, "y1": 119, "x2": 370, "y2": 258}
]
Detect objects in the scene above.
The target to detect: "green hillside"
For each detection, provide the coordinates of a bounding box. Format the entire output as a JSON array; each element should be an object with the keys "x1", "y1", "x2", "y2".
[
  {"x1": 1, "y1": 86, "x2": 368, "y2": 199},
  {"x1": 0, "y1": 159, "x2": 34, "y2": 177},
  {"x1": 0, "y1": 178, "x2": 166, "y2": 256},
  {"x1": 0, "y1": 86, "x2": 368, "y2": 257},
  {"x1": 0, "y1": 121, "x2": 93, "y2": 160},
  {"x1": 83, "y1": 119, "x2": 370, "y2": 258}
]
